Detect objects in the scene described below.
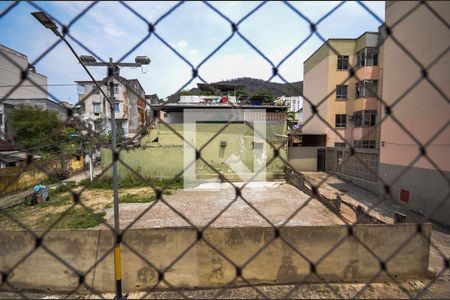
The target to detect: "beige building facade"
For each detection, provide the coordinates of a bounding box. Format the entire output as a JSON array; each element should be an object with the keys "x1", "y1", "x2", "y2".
[
  {"x1": 0, "y1": 44, "x2": 67, "y2": 142},
  {"x1": 379, "y1": 1, "x2": 450, "y2": 226},
  {"x1": 303, "y1": 32, "x2": 382, "y2": 149},
  {"x1": 77, "y1": 76, "x2": 146, "y2": 138}
]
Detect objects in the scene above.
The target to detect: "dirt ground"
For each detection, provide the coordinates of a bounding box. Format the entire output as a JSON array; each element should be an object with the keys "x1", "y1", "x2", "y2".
[
  {"x1": 1, "y1": 278, "x2": 449, "y2": 299},
  {"x1": 102, "y1": 181, "x2": 345, "y2": 229}
]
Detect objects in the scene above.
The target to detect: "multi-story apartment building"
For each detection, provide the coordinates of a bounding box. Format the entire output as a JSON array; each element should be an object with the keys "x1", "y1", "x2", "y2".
[
  {"x1": 302, "y1": 31, "x2": 382, "y2": 149},
  {"x1": 379, "y1": 1, "x2": 449, "y2": 226},
  {"x1": 0, "y1": 44, "x2": 67, "y2": 141},
  {"x1": 76, "y1": 76, "x2": 146, "y2": 138}
]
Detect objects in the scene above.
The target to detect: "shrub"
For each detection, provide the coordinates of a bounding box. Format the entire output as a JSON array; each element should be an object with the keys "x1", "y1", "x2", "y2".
[{"x1": 50, "y1": 168, "x2": 71, "y2": 181}]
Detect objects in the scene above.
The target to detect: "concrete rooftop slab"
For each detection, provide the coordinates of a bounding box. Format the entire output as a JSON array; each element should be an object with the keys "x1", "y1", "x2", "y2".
[{"x1": 103, "y1": 181, "x2": 345, "y2": 228}]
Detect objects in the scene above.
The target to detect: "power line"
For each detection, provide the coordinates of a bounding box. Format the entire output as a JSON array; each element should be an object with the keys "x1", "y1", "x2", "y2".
[{"x1": 0, "y1": 83, "x2": 79, "y2": 87}]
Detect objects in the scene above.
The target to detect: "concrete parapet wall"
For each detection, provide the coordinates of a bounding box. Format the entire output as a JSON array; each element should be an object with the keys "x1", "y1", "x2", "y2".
[{"x1": 0, "y1": 224, "x2": 431, "y2": 293}]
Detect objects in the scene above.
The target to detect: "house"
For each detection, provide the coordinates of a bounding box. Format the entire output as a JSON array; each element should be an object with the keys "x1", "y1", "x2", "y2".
[
  {"x1": 0, "y1": 138, "x2": 26, "y2": 169},
  {"x1": 76, "y1": 76, "x2": 146, "y2": 138},
  {"x1": 101, "y1": 103, "x2": 288, "y2": 181},
  {"x1": 0, "y1": 44, "x2": 67, "y2": 142},
  {"x1": 178, "y1": 83, "x2": 242, "y2": 104},
  {"x1": 378, "y1": 1, "x2": 450, "y2": 226}
]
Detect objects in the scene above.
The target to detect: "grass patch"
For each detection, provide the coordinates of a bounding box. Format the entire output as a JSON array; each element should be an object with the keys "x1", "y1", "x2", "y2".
[
  {"x1": 44, "y1": 208, "x2": 106, "y2": 229},
  {"x1": 0, "y1": 188, "x2": 106, "y2": 230},
  {"x1": 48, "y1": 181, "x2": 77, "y2": 197},
  {"x1": 42, "y1": 194, "x2": 72, "y2": 207},
  {"x1": 119, "y1": 194, "x2": 155, "y2": 204},
  {"x1": 79, "y1": 176, "x2": 183, "y2": 191}
]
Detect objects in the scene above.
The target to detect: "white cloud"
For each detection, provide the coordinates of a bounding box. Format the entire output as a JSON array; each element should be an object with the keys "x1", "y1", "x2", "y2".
[
  {"x1": 177, "y1": 40, "x2": 188, "y2": 49},
  {"x1": 188, "y1": 49, "x2": 199, "y2": 57},
  {"x1": 103, "y1": 26, "x2": 125, "y2": 37}
]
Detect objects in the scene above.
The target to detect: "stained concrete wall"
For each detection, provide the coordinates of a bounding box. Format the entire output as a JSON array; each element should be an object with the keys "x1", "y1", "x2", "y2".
[
  {"x1": 102, "y1": 123, "x2": 287, "y2": 180},
  {"x1": 0, "y1": 44, "x2": 48, "y2": 100},
  {"x1": 378, "y1": 163, "x2": 450, "y2": 226},
  {"x1": 379, "y1": 1, "x2": 450, "y2": 226},
  {"x1": 0, "y1": 224, "x2": 431, "y2": 293},
  {"x1": 288, "y1": 147, "x2": 323, "y2": 172}
]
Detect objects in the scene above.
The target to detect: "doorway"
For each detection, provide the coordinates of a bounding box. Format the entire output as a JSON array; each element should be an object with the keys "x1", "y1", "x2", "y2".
[{"x1": 317, "y1": 149, "x2": 326, "y2": 171}]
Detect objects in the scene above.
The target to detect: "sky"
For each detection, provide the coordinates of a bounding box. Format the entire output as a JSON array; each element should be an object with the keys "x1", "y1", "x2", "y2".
[{"x1": 0, "y1": 1, "x2": 385, "y2": 103}]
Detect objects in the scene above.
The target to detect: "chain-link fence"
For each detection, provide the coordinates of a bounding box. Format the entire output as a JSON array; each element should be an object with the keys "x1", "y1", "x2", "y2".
[{"x1": 0, "y1": 1, "x2": 449, "y2": 299}]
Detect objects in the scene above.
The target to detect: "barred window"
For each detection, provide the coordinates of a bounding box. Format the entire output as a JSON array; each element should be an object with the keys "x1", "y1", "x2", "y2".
[
  {"x1": 92, "y1": 85, "x2": 100, "y2": 94},
  {"x1": 357, "y1": 47, "x2": 379, "y2": 67},
  {"x1": 337, "y1": 55, "x2": 349, "y2": 70},
  {"x1": 336, "y1": 85, "x2": 348, "y2": 99},
  {"x1": 353, "y1": 140, "x2": 377, "y2": 149},
  {"x1": 114, "y1": 84, "x2": 120, "y2": 95},
  {"x1": 354, "y1": 110, "x2": 377, "y2": 127},
  {"x1": 335, "y1": 114, "x2": 347, "y2": 128},
  {"x1": 356, "y1": 80, "x2": 378, "y2": 98},
  {"x1": 334, "y1": 142, "x2": 346, "y2": 148},
  {"x1": 93, "y1": 102, "x2": 101, "y2": 114}
]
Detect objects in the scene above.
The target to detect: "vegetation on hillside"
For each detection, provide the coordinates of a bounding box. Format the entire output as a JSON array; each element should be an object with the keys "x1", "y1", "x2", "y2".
[{"x1": 167, "y1": 77, "x2": 303, "y2": 103}]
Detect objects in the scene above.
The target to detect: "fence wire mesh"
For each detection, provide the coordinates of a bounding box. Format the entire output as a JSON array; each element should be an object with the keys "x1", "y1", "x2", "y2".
[{"x1": 0, "y1": 0, "x2": 449, "y2": 299}]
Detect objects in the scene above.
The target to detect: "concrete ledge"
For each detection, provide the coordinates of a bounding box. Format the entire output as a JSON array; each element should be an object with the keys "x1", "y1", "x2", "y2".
[
  {"x1": 285, "y1": 167, "x2": 384, "y2": 224},
  {"x1": 0, "y1": 224, "x2": 431, "y2": 293}
]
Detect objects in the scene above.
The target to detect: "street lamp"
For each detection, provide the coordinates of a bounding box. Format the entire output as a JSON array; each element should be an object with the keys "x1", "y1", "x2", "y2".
[
  {"x1": 31, "y1": 11, "x2": 59, "y2": 35},
  {"x1": 32, "y1": 11, "x2": 150, "y2": 300}
]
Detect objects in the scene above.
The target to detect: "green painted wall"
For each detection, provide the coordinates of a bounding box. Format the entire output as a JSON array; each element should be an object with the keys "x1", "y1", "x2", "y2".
[{"x1": 102, "y1": 123, "x2": 287, "y2": 181}]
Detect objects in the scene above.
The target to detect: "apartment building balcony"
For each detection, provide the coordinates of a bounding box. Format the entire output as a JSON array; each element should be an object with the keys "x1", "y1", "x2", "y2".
[
  {"x1": 355, "y1": 65, "x2": 380, "y2": 81},
  {"x1": 347, "y1": 97, "x2": 380, "y2": 114},
  {"x1": 351, "y1": 127, "x2": 379, "y2": 143}
]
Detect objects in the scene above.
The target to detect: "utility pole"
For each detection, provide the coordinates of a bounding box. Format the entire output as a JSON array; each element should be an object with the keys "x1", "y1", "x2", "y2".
[
  {"x1": 31, "y1": 11, "x2": 150, "y2": 300},
  {"x1": 108, "y1": 68, "x2": 122, "y2": 298},
  {"x1": 81, "y1": 57, "x2": 150, "y2": 300}
]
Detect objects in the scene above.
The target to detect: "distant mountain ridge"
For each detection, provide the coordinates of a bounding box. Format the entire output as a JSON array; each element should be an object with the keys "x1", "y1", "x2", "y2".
[{"x1": 167, "y1": 77, "x2": 303, "y2": 103}]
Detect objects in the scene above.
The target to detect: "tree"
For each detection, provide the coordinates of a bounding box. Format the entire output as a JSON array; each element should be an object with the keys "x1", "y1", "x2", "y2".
[
  {"x1": 257, "y1": 89, "x2": 275, "y2": 103},
  {"x1": 236, "y1": 87, "x2": 250, "y2": 100},
  {"x1": 10, "y1": 105, "x2": 65, "y2": 152}
]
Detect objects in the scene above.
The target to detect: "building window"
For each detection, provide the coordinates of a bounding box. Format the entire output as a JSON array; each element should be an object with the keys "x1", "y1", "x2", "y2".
[
  {"x1": 0, "y1": 113, "x2": 3, "y2": 125},
  {"x1": 357, "y1": 47, "x2": 379, "y2": 67},
  {"x1": 337, "y1": 55, "x2": 349, "y2": 70},
  {"x1": 335, "y1": 114, "x2": 347, "y2": 128},
  {"x1": 353, "y1": 110, "x2": 377, "y2": 127},
  {"x1": 94, "y1": 121, "x2": 102, "y2": 131},
  {"x1": 93, "y1": 103, "x2": 101, "y2": 114},
  {"x1": 356, "y1": 80, "x2": 378, "y2": 98},
  {"x1": 108, "y1": 83, "x2": 119, "y2": 95},
  {"x1": 334, "y1": 142, "x2": 346, "y2": 148},
  {"x1": 114, "y1": 102, "x2": 120, "y2": 113},
  {"x1": 336, "y1": 85, "x2": 348, "y2": 99},
  {"x1": 353, "y1": 140, "x2": 376, "y2": 149},
  {"x1": 92, "y1": 86, "x2": 100, "y2": 95},
  {"x1": 252, "y1": 142, "x2": 264, "y2": 150}
]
